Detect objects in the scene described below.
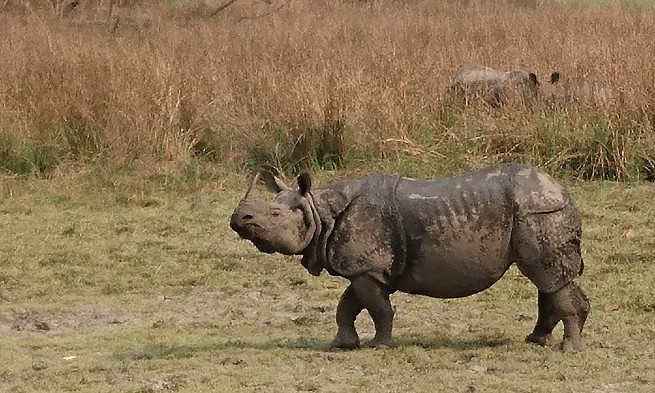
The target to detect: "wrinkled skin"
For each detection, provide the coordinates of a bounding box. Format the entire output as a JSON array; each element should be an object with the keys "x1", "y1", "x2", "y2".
[
  {"x1": 230, "y1": 163, "x2": 590, "y2": 352},
  {"x1": 448, "y1": 65, "x2": 561, "y2": 107}
]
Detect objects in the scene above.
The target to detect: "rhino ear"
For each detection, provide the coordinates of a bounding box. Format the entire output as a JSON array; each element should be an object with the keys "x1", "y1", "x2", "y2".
[
  {"x1": 550, "y1": 72, "x2": 560, "y2": 84},
  {"x1": 260, "y1": 170, "x2": 291, "y2": 193},
  {"x1": 528, "y1": 72, "x2": 539, "y2": 86},
  {"x1": 297, "y1": 172, "x2": 313, "y2": 196}
]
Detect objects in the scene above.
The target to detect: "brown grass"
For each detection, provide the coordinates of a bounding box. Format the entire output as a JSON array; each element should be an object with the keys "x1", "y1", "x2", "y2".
[{"x1": 1, "y1": 0, "x2": 655, "y2": 179}]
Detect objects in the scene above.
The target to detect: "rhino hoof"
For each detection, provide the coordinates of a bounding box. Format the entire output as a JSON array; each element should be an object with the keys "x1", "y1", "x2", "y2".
[
  {"x1": 525, "y1": 333, "x2": 554, "y2": 347},
  {"x1": 559, "y1": 339, "x2": 583, "y2": 353},
  {"x1": 366, "y1": 338, "x2": 395, "y2": 349},
  {"x1": 329, "y1": 338, "x2": 360, "y2": 351}
]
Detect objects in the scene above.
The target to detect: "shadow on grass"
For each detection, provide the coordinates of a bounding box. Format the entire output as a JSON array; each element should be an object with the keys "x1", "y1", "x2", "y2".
[
  {"x1": 395, "y1": 335, "x2": 512, "y2": 350},
  {"x1": 114, "y1": 334, "x2": 512, "y2": 361}
]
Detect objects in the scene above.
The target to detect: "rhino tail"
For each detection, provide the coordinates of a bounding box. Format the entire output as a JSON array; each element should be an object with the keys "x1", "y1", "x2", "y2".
[{"x1": 575, "y1": 228, "x2": 584, "y2": 276}]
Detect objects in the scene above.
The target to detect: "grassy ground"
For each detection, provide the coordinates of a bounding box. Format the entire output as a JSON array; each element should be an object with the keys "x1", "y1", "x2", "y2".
[{"x1": 1, "y1": 166, "x2": 654, "y2": 392}]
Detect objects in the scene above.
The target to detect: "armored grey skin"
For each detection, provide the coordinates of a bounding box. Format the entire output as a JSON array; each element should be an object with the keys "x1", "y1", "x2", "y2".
[
  {"x1": 230, "y1": 163, "x2": 590, "y2": 352},
  {"x1": 448, "y1": 65, "x2": 561, "y2": 107}
]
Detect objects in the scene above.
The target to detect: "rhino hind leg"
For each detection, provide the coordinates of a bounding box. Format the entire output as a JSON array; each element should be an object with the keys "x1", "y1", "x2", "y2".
[
  {"x1": 526, "y1": 283, "x2": 590, "y2": 351},
  {"x1": 513, "y1": 204, "x2": 588, "y2": 351},
  {"x1": 525, "y1": 291, "x2": 560, "y2": 346},
  {"x1": 573, "y1": 282, "x2": 591, "y2": 332},
  {"x1": 546, "y1": 282, "x2": 589, "y2": 352}
]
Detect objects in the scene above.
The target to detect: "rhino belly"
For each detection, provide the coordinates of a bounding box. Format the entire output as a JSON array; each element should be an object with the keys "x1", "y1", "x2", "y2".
[{"x1": 394, "y1": 232, "x2": 512, "y2": 298}]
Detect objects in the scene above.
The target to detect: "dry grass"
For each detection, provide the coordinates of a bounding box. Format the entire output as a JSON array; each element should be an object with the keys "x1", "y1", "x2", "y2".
[{"x1": 1, "y1": 0, "x2": 655, "y2": 179}]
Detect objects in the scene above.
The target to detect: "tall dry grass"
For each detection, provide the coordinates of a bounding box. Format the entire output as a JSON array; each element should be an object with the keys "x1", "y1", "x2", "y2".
[{"x1": 1, "y1": 0, "x2": 655, "y2": 179}]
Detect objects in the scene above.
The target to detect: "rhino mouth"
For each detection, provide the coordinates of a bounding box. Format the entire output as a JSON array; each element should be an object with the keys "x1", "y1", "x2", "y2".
[
  {"x1": 230, "y1": 219, "x2": 261, "y2": 234},
  {"x1": 238, "y1": 232, "x2": 277, "y2": 254},
  {"x1": 231, "y1": 222, "x2": 260, "y2": 239},
  {"x1": 230, "y1": 222, "x2": 277, "y2": 254}
]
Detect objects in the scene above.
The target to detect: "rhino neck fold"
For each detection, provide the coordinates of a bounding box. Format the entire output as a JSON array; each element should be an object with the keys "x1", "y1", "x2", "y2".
[
  {"x1": 300, "y1": 192, "x2": 326, "y2": 276},
  {"x1": 300, "y1": 177, "x2": 408, "y2": 282}
]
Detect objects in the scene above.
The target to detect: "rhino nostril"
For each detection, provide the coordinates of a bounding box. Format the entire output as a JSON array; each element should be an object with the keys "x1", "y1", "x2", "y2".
[{"x1": 242, "y1": 214, "x2": 254, "y2": 221}]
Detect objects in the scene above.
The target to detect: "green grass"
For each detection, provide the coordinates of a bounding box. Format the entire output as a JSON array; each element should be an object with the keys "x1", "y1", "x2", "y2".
[
  {"x1": 1, "y1": 167, "x2": 655, "y2": 392},
  {"x1": 566, "y1": 0, "x2": 655, "y2": 6}
]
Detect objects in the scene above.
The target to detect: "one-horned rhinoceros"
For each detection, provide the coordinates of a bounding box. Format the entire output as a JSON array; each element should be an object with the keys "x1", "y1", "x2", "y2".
[
  {"x1": 229, "y1": 163, "x2": 590, "y2": 351},
  {"x1": 448, "y1": 65, "x2": 561, "y2": 107}
]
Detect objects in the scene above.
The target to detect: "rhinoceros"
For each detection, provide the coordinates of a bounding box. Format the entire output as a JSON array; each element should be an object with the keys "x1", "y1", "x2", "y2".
[
  {"x1": 448, "y1": 65, "x2": 561, "y2": 107},
  {"x1": 229, "y1": 163, "x2": 590, "y2": 351}
]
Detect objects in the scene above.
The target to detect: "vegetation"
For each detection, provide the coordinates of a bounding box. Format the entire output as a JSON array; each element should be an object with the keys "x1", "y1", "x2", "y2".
[
  {"x1": 1, "y1": 0, "x2": 655, "y2": 180},
  {"x1": 2, "y1": 1, "x2": 655, "y2": 391}
]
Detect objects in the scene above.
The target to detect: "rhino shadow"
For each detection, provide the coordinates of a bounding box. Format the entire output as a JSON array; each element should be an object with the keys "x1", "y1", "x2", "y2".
[
  {"x1": 114, "y1": 335, "x2": 512, "y2": 360},
  {"x1": 394, "y1": 335, "x2": 512, "y2": 350}
]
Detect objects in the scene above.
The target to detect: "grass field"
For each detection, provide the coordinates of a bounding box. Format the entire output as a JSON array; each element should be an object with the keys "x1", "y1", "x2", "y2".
[{"x1": 1, "y1": 168, "x2": 655, "y2": 392}]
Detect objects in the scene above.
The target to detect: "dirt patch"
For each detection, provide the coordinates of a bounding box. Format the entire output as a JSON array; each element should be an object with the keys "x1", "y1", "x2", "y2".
[
  {"x1": 141, "y1": 375, "x2": 186, "y2": 392},
  {"x1": 0, "y1": 287, "x2": 336, "y2": 337},
  {"x1": 0, "y1": 307, "x2": 131, "y2": 333}
]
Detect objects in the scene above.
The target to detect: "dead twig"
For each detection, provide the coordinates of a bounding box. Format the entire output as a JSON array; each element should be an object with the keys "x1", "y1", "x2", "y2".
[
  {"x1": 107, "y1": 0, "x2": 114, "y2": 24},
  {"x1": 209, "y1": 0, "x2": 239, "y2": 17},
  {"x1": 381, "y1": 138, "x2": 447, "y2": 158}
]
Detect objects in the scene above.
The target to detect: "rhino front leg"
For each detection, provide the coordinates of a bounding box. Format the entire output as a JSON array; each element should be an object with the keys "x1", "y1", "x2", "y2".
[
  {"x1": 330, "y1": 284, "x2": 364, "y2": 350},
  {"x1": 351, "y1": 274, "x2": 394, "y2": 349}
]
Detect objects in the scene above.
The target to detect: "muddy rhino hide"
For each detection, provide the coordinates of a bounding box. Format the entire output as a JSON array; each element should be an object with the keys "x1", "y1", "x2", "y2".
[
  {"x1": 304, "y1": 175, "x2": 407, "y2": 285},
  {"x1": 511, "y1": 166, "x2": 571, "y2": 214}
]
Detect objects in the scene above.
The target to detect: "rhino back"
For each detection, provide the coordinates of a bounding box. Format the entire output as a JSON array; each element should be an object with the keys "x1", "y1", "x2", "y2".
[{"x1": 456, "y1": 65, "x2": 509, "y2": 85}]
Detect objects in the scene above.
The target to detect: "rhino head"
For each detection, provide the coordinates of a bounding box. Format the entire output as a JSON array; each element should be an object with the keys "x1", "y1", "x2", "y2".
[
  {"x1": 451, "y1": 65, "x2": 561, "y2": 107},
  {"x1": 504, "y1": 70, "x2": 561, "y2": 101},
  {"x1": 533, "y1": 71, "x2": 561, "y2": 98},
  {"x1": 230, "y1": 171, "x2": 324, "y2": 273}
]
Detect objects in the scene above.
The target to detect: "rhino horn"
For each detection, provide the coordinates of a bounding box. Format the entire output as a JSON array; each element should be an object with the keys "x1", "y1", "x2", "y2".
[{"x1": 243, "y1": 173, "x2": 261, "y2": 200}]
